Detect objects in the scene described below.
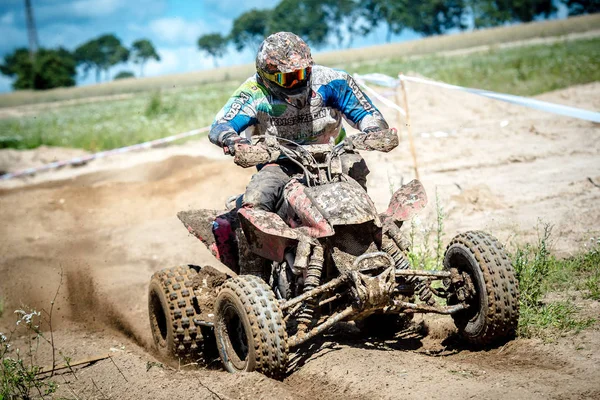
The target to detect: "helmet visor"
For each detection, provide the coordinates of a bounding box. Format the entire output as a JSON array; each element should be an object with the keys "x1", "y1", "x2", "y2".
[{"x1": 262, "y1": 66, "x2": 311, "y2": 89}]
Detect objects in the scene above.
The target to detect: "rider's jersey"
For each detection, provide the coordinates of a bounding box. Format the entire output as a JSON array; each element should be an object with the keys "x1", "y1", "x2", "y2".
[{"x1": 209, "y1": 65, "x2": 389, "y2": 146}]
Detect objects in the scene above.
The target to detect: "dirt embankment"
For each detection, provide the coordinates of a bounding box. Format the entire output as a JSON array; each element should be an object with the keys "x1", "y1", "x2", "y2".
[{"x1": 1, "y1": 81, "x2": 599, "y2": 399}]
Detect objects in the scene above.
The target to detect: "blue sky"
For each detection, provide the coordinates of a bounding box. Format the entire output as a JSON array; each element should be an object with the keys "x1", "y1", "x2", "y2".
[{"x1": 0, "y1": 0, "x2": 425, "y2": 93}]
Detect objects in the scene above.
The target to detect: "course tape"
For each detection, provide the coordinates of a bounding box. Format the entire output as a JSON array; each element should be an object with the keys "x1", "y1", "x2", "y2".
[
  {"x1": 354, "y1": 74, "x2": 406, "y2": 116},
  {"x1": 356, "y1": 73, "x2": 600, "y2": 123},
  {"x1": 0, "y1": 126, "x2": 209, "y2": 181}
]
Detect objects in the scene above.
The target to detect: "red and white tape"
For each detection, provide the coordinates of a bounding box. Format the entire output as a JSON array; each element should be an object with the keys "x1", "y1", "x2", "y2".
[{"x1": 1, "y1": 126, "x2": 209, "y2": 181}]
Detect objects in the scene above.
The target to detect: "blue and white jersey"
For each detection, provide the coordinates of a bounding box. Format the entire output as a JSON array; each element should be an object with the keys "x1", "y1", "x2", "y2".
[{"x1": 210, "y1": 65, "x2": 389, "y2": 146}]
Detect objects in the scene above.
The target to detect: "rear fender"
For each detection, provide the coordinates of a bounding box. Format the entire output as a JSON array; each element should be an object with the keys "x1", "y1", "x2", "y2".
[
  {"x1": 238, "y1": 207, "x2": 299, "y2": 262},
  {"x1": 384, "y1": 179, "x2": 428, "y2": 223},
  {"x1": 177, "y1": 209, "x2": 238, "y2": 270}
]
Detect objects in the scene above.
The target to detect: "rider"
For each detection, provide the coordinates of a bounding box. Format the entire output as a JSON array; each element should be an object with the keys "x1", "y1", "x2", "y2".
[{"x1": 209, "y1": 31, "x2": 397, "y2": 218}]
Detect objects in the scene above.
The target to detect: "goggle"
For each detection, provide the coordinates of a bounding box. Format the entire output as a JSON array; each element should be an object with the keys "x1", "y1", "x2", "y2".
[{"x1": 262, "y1": 66, "x2": 311, "y2": 89}]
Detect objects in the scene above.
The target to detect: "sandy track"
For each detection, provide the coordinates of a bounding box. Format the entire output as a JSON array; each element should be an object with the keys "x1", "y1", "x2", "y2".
[{"x1": 1, "y1": 82, "x2": 599, "y2": 399}]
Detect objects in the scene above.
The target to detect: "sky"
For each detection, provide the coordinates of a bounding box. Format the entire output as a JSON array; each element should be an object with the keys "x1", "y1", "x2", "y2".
[
  {"x1": 0, "y1": 1, "x2": 568, "y2": 93},
  {"x1": 0, "y1": 0, "x2": 427, "y2": 93}
]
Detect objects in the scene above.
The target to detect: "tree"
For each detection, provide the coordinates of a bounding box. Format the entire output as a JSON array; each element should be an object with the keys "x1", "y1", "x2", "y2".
[
  {"x1": 230, "y1": 9, "x2": 271, "y2": 52},
  {"x1": 322, "y1": 0, "x2": 371, "y2": 48},
  {"x1": 402, "y1": 0, "x2": 466, "y2": 36},
  {"x1": 364, "y1": 0, "x2": 466, "y2": 40},
  {"x1": 197, "y1": 33, "x2": 228, "y2": 67},
  {"x1": 363, "y1": 0, "x2": 406, "y2": 42},
  {"x1": 0, "y1": 47, "x2": 76, "y2": 90},
  {"x1": 74, "y1": 34, "x2": 129, "y2": 82},
  {"x1": 0, "y1": 48, "x2": 33, "y2": 89},
  {"x1": 470, "y1": 0, "x2": 556, "y2": 28},
  {"x1": 33, "y1": 48, "x2": 77, "y2": 89},
  {"x1": 74, "y1": 40, "x2": 103, "y2": 82},
  {"x1": 565, "y1": 0, "x2": 600, "y2": 15},
  {"x1": 131, "y1": 39, "x2": 160, "y2": 77},
  {"x1": 114, "y1": 71, "x2": 135, "y2": 80},
  {"x1": 268, "y1": 0, "x2": 330, "y2": 48}
]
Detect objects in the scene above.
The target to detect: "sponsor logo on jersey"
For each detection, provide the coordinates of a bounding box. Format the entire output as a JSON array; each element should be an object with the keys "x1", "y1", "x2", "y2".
[
  {"x1": 224, "y1": 92, "x2": 251, "y2": 121},
  {"x1": 271, "y1": 108, "x2": 328, "y2": 126},
  {"x1": 346, "y1": 76, "x2": 373, "y2": 112}
]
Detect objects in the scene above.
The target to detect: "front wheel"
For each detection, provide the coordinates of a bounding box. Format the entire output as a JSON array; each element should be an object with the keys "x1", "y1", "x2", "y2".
[
  {"x1": 214, "y1": 275, "x2": 288, "y2": 379},
  {"x1": 444, "y1": 231, "x2": 519, "y2": 345}
]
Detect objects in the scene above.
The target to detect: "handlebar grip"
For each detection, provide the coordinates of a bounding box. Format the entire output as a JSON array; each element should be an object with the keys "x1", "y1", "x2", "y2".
[{"x1": 233, "y1": 143, "x2": 278, "y2": 168}]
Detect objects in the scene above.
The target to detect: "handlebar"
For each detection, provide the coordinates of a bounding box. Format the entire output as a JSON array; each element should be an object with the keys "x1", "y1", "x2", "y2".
[{"x1": 233, "y1": 129, "x2": 398, "y2": 168}]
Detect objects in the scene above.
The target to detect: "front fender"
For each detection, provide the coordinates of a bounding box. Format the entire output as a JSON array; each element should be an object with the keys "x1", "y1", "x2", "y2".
[{"x1": 384, "y1": 179, "x2": 428, "y2": 223}]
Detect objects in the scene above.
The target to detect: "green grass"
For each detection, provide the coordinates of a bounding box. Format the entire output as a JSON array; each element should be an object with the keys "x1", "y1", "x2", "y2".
[
  {"x1": 0, "y1": 36, "x2": 599, "y2": 152},
  {"x1": 348, "y1": 37, "x2": 600, "y2": 96},
  {"x1": 513, "y1": 226, "x2": 599, "y2": 339},
  {"x1": 0, "y1": 81, "x2": 238, "y2": 151}
]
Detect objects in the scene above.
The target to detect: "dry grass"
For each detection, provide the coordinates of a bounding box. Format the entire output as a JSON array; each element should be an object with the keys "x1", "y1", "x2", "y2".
[{"x1": 0, "y1": 13, "x2": 598, "y2": 108}]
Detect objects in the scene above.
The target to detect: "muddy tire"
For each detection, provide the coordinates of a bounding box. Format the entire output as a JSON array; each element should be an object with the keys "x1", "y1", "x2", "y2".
[
  {"x1": 444, "y1": 231, "x2": 519, "y2": 345},
  {"x1": 358, "y1": 313, "x2": 413, "y2": 338},
  {"x1": 148, "y1": 265, "x2": 205, "y2": 360},
  {"x1": 214, "y1": 275, "x2": 288, "y2": 379}
]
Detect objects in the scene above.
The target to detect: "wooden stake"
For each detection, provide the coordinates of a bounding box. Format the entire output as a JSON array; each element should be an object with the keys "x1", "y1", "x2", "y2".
[
  {"x1": 36, "y1": 354, "x2": 110, "y2": 375},
  {"x1": 398, "y1": 75, "x2": 420, "y2": 180}
]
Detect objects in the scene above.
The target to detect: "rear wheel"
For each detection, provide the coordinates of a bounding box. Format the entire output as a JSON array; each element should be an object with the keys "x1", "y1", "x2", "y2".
[
  {"x1": 148, "y1": 265, "x2": 207, "y2": 360},
  {"x1": 214, "y1": 275, "x2": 288, "y2": 379},
  {"x1": 444, "y1": 231, "x2": 519, "y2": 345}
]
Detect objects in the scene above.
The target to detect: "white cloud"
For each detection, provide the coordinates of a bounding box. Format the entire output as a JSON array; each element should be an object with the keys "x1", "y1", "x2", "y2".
[
  {"x1": 144, "y1": 45, "x2": 212, "y2": 76},
  {"x1": 0, "y1": 11, "x2": 14, "y2": 25},
  {"x1": 148, "y1": 17, "x2": 210, "y2": 46},
  {"x1": 34, "y1": 0, "x2": 167, "y2": 22},
  {"x1": 203, "y1": 0, "x2": 279, "y2": 15},
  {"x1": 68, "y1": 0, "x2": 121, "y2": 18}
]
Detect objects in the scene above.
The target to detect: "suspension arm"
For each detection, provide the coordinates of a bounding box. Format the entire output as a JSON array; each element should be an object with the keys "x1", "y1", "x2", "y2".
[
  {"x1": 288, "y1": 306, "x2": 356, "y2": 348},
  {"x1": 395, "y1": 269, "x2": 452, "y2": 278},
  {"x1": 386, "y1": 300, "x2": 468, "y2": 315},
  {"x1": 280, "y1": 275, "x2": 348, "y2": 311}
]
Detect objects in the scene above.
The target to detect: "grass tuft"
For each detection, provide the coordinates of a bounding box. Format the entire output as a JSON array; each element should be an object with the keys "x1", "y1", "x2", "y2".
[{"x1": 512, "y1": 225, "x2": 599, "y2": 339}]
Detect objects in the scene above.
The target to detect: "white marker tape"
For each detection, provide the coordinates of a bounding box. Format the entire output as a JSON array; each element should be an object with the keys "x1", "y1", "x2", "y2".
[
  {"x1": 1, "y1": 126, "x2": 210, "y2": 181},
  {"x1": 356, "y1": 73, "x2": 600, "y2": 123},
  {"x1": 354, "y1": 74, "x2": 406, "y2": 116}
]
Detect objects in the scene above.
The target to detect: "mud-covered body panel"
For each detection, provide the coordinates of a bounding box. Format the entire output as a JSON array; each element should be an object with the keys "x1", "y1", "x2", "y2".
[
  {"x1": 384, "y1": 179, "x2": 428, "y2": 223},
  {"x1": 238, "y1": 207, "x2": 299, "y2": 262},
  {"x1": 305, "y1": 180, "x2": 380, "y2": 227}
]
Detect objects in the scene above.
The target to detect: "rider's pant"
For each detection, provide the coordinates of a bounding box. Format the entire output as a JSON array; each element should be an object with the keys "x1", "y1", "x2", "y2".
[{"x1": 242, "y1": 152, "x2": 370, "y2": 215}]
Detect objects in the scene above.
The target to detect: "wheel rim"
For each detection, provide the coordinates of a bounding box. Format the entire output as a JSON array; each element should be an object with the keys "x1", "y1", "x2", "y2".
[
  {"x1": 446, "y1": 249, "x2": 485, "y2": 328},
  {"x1": 149, "y1": 289, "x2": 168, "y2": 348},
  {"x1": 220, "y1": 301, "x2": 250, "y2": 371}
]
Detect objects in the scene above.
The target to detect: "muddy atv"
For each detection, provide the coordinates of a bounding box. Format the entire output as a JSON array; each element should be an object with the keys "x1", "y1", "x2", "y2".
[{"x1": 148, "y1": 135, "x2": 519, "y2": 379}]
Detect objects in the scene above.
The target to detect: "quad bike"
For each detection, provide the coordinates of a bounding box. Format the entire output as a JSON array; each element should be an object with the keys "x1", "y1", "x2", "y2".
[{"x1": 148, "y1": 134, "x2": 519, "y2": 379}]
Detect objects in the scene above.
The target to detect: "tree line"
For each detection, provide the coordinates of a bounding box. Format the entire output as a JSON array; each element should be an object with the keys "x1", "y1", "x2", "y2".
[
  {"x1": 1, "y1": 0, "x2": 597, "y2": 90},
  {"x1": 197, "y1": 0, "x2": 597, "y2": 64},
  {"x1": 0, "y1": 35, "x2": 159, "y2": 90}
]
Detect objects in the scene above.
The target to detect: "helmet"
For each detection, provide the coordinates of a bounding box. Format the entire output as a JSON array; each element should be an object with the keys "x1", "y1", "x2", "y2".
[{"x1": 256, "y1": 32, "x2": 314, "y2": 108}]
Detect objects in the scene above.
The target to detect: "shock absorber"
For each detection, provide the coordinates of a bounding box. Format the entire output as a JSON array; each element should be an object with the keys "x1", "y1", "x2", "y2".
[
  {"x1": 383, "y1": 227, "x2": 435, "y2": 306},
  {"x1": 297, "y1": 244, "x2": 324, "y2": 329}
]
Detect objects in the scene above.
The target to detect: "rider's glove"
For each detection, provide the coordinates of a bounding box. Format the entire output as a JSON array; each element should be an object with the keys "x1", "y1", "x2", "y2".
[
  {"x1": 350, "y1": 128, "x2": 398, "y2": 153},
  {"x1": 221, "y1": 131, "x2": 250, "y2": 156}
]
